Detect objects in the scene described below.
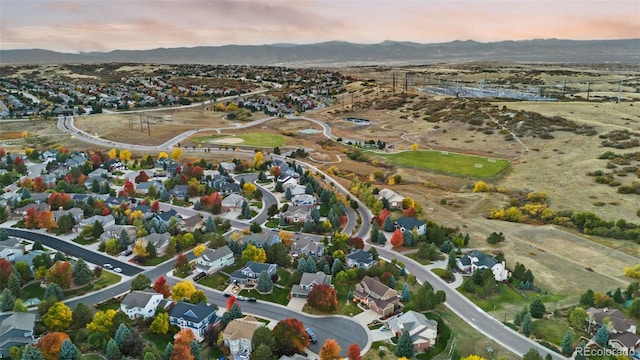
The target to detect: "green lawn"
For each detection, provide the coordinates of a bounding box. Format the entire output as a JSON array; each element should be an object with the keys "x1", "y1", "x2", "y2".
[
  {"x1": 457, "y1": 282, "x2": 565, "y2": 312},
  {"x1": 22, "y1": 282, "x2": 45, "y2": 300},
  {"x1": 532, "y1": 319, "x2": 577, "y2": 348},
  {"x1": 82, "y1": 354, "x2": 105, "y2": 360},
  {"x1": 194, "y1": 132, "x2": 286, "y2": 147},
  {"x1": 376, "y1": 150, "x2": 511, "y2": 179},
  {"x1": 198, "y1": 273, "x2": 229, "y2": 290},
  {"x1": 73, "y1": 236, "x2": 98, "y2": 245},
  {"x1": 405, "y1": 252, "x2": 432, "y2": 265},
  {"x1": 143, "y1": 332, "x2": 176, "y2": 351},
  {"x1": 239, "y1": 286, "x2": 290, "y2": 305},
  {"x1": 144, "y1": 255, "x2": 172, "y2": 266},
  {"x1": 276, "y1": 268, "x2": 291, "y2": 285}
]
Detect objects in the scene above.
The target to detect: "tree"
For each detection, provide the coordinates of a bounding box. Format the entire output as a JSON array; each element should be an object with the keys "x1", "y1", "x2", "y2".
[
  {"x1": 190, "y1": 341, "x2": 201, "y2": 360},
  {"x1": 257, "y1": 270, "x2": 274, "y2": 293},
  {"x1": 133, "y1": 239, "x2": 150, "y2": 259},
  {"x1": 319, "y1": 339, "x2": 341, "y2": 360},
  {"x1": 307, "y1": 284, "x2": 339, "y2": 312},
  {"x1": 189, "y1": 290, "x2": 207, "y2": 305},
  {"x1": 272, "y1": 318, "x2": 310, "y2": 356},
  {"x1": 171, "y1": 280, "x2": 196, "y2": 301},
  {"x1": 221, "y1": 303, "x2": 243, "y2": 328},
  {"x1": 595, "y1": 324, "x2": 609, "y2": 346},
  {"x1": 153, "y1": 276, "x2": 171, "y2": 298},
  {"x1": 0, "y1": 258, "x2": 13, "y2": 289},
  {"x1": 193, "y1": 244, "x2": 206, "y2": 257},
  {"x1": 568, "y1": 306, "x2": 587, "y2": 329},
  {"x1": 266, "y1": 242, "x2": 289, "y2": 267},
  {"x1": 72, "y1": 258, "x2": 92, "y2": 285},
  {"x1": 522, "y1": 349, "x2": 543, "y2": 360},
  {"x1": 162, "y1": 343, "x2": 173, "y2": 360},
  {"x1": 461, "y1": 356, "x2": 487, "y2": 360},
  {"x1": 347, "y1": 343, "x2": 362, "y2": 360},
  {"x1": 522, "y1": 313, "x2": 533, "y2": 336},
  {"x1": 150, "y1": 312, "x2": 170, "y2": 334},
  {"x1": 383, "y1": 216, "x2": 395, "y2": 232},
  {"x1": 46, "y1": 261, "x2": 72, "y2": 288},
  {"x1": 241, "y1": 244, "x2": 267, "y2": 263},
  {"x1": 252, "y1": 326, "x2": 274, "y2": 352},
  {"x1": 530, "y1": 299, "x2": 546, "y2": 318},
  {"x1": 43, "y1": 301, "x2": 72, "y2": 331},
  {"x1": 561, "y1": 331, "x2": 573, "y2": 355},
  {"x1": 37, "y1": 332, "x2": 70, "y2": 360},
  {"x1": 486, "y1": 232, "x2": 505, "y2": 244},
  {"x1": 13, "y1": 299, "x2": 28, "y2": 312},
  {"x1": 1, "y1": 288, "x2": 15, "y2": 311},
  {"x1": 44, "y1": 283, "x2": 63, "y2": 302},
  {"x1": 131, "y1": 274, "x2": 152, "y2": 291},
  {"x1": 59, "y1": 340, "x2": 80, "y2": 360},
  {"x1": 390, "y1": 228, "x2": 404, "y2": 248},
  {"x1": 174, "y1": 253, "x2": 190, "y2": 276},
  {"x1": 87, "y1": 309, "x2": 117, "y2": 335},
  {"x1": 401, "y1": 283, "x2": 411, "y2": 302},
  {"x1": 106, "y1": 338, "x2": 122, "y2": 360},
  {"x1": 114, "y1": 323, "x2": 131, "y2": 352},
  {"x1": 252, "y1": 344, "x2": 273, "y2": 360},
  {"x1": 630, "y1": 299, "x2": 640, "y2": 318},
  {"x1": 580, "y1": 289, "x2": 595, "y2": 307},
  {"x1": 72, "y1": 302, "x2": 93, "y2": 329},
  {"x1": 395, "y1": 330, "x2": 414, "y2": 358},
  {"x1": 8, "y1": 272, "x2": 21, "y2": 298},
  {"x1": 20, "y1": 344, "x2": 45, "y2": 360}
]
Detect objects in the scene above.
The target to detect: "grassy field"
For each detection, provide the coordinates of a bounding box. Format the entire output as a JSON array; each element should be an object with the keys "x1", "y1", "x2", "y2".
[
  {"x1": 195, "y1": 132, "x2": 286, "y2": 147},
  {"x1": 457, "y1": 282, "x2": 565, "y2": 313},
  {"x1": 531, "y1": 319, "x2": 577, "y2": 349},
  {"x1": 376, "y1": 150, "x2": 511, "y2": 179}
]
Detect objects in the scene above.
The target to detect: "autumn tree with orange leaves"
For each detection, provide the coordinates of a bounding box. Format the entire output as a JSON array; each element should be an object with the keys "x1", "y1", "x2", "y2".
[
  {"x1": 347, "y1": 344, "x2": 362, "y2": 360},
  {"x1": 48, "y1": 193, "x2": 72, "y2": 210},
  {"x1": 37, "y1": 210, "x2": 57, "y2": 231},
  {"x1": 390, "y1": 228, "x2": 404, "y2": 248},
  {"x1": 307, "y1": 284, "x2": 339, "y2": 312},
  {"x1": 37, "y1": 332, "x2": 70, "y2": 360},
  {"x1": 153, "y1": 276, "x2": 171, "y2": 298},
  {"x1": 272, "y1": 318, "x2": 309, "y2": 356},
  {"x1": 171, "y1": 328, "x2": 196, "y2": 360},
  {"x1": 46, "y1": 261, "x2": 73, "y2": 288},
  {"x1": 319, "y1": 339, "x2": 341, "y2": 360}
]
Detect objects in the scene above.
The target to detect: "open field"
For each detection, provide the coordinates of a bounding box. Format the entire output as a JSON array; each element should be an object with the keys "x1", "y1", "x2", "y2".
[
  {"x1": 193, "y1": 132, "x2": 286, "y2": 147},
  {"x1": 376, "y1": 150, "x2": 511, "y2": 179}
]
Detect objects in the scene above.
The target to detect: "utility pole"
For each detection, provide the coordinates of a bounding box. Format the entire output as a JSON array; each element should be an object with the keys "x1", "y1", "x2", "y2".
[
  {"x1": 586, "y1": 82, "x2": 591, "y2": 101},
  {"x1": 140, "y1": 115, "x2": 144, "y2": 132},
  {"x1": 561, "y1": 79, "x2": 567, "y2": 99},
  {"x1": 617, "y1": 79, "x2": 622, "y2": 103}
]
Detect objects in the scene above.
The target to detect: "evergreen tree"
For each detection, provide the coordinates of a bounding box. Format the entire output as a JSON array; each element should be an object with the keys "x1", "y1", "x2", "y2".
[
  {"x1": 8, "y1": 272, "x2": 21, "y2": 298},
  {"x1": 530, "y1": 299, "x2": 546, "y2": 318},
  {"x1": 401, "y1": 283, "x2": 411, "y2": 302},
  {"x1": 402, "y1": 230, "x2": 414, "y2": 247},
  {"x1": 285, "y1": 188, "x2": 292, "y2": 200},
  {"x1": 162, "y1": 343, "x2": 173, "y2": 360},
  {"x1": 448, "y1": 249, "x2": 457, "y2": 270},
  {"x1": 331, "y1": 258, "x2": 343, "y2": 275},
  {"x1": 44, "y1": 283, "x2": 64, "y2": 302},
  {"x1": 575, "y1": 341, "x2": 587, "y2": 360},
  {"x1": 370, "y1": 223, "x2": 379, "y2": 244},
  {"x1": 513, "y1": 309, "x2": 523, "y2": 327},
  {"x1": 106, "y1": 339, "x2": 122, "y2": 360},
  {"x1": 383, "y1": 216, "x2": 394, "y2": 232},
  {"x1": 440, "y1": 240, "x2": 454, "y2": 254},
  {"x1": 205, "y1": 217, "x2": 215, "y2": 233},
  {"x1": 252, "y1": 344, "x2": 273, "y2": 360},
  {"x1": 524, "y1": 269, "x2": 535, "y2": 285},
  {"x1": 613, "y1": 287, "x2": 623, "y2": 303},
  {"x1": 595, "y1": 325, "x2": 609, "y2": 346},
  {"x1": 274, "y1": 182, "x2": 283, "y2": 192},
  {"x1": 257, "y1": 270, "x2": 273, "y2": 293},
  {"x1": 73, "y1": 258, "x2": 93, "y2": 285},
  {"x1": 59, "y1": 339, "x2": 80, "y2": 360},
  {"x1": 522, "y1": 313, "x2": 533, "y2": 337},
  {"x1": 395, "y1": 330, "x2": 414, "y2": 358},
  {"x1": 377, "y1": 232, "x2": 386, "y2": 245},
  {"x1": 118, "y1": 229, "x2": 130, "y2": 249},
  {"x1": 0, "y1": 288, "x2": 15, "y2": 311},
  {"x1": 114, "y1": 324, "x2": 131, "y2": 351},
  {"x1": 0, "y1": 228, "x2": 8, "y2": 241},
  {"x1": 190, "y1": 341, "x2": 201, "y2": 360},
  {"x1": 32, "y1": 241, "x2": 45, "y2": 251},
  {"x1": 20, "y1": 344, "x2": 44, "y2": 360},
  {"x1": 561, "y1": 331, "x2": 573, "y2": 355}
]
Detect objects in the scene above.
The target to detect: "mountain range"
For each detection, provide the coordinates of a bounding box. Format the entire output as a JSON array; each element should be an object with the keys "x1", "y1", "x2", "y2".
[{"x1": 1, "y1": 39, "x2": 638, "y2": 66}]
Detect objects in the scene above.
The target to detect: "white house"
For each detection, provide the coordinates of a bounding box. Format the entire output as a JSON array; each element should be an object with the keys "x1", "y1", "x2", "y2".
[
  {"x1": 120, "y1": 290, "x2": 164, "y2": 319},
  {"x1": 291, "y1": 194, "x2": 316, "y2": 207},
  {"x1": 223, "y1": 316, "x2": 264, "y2": 356},
  {"x1": 195, "y1": 245, "x2": 235, "y2": 275},
  {"x1": 457, "y1": 250, "x2": 510, "y2": 282},
  {"x1": 169, "y1": 302, "x2": 219, "y2": 342},
  {"x1": 0, "y1": 239, "x2": 25, "y2": 263}
]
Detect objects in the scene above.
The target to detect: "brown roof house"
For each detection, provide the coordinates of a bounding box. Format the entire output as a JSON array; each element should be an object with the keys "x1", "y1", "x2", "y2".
[
  {"x1": 386, "y1": 310, "x2": 438, "y2": 351},
  {"x1": 222, "y1": 316, "x2": 264, "y2": 357},
  {"x1": 587, "y1": 307, "x2": 640, "y2": 353},
  {"x1": 354, "y1": 276, "x2": 401, "y2": 317}
]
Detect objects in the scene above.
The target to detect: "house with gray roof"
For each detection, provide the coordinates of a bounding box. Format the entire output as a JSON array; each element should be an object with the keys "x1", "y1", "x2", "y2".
[
  {"x1": 377, "y1": 188, "x2": 405, "y2": 209},
  {"x1": 136, "y1": 180, "x2": 165, "y2": 194},
  {"x1": 52, "y1": 207, "x2": 84, "y2": 223},
  {"x1": 346, "y1": 249, "x2": 376, "y2": 269},
  {"x1": 0, "y1": 312, "x2": 36, "y2": 357},
  {"x1": 141, "y1": 232, "x2": 171, "y2": 256},
  {"x1": 221, "y1": 193, "x2": 246, "y2": 212},
  {"x1": 195, "y1": 245, "x2": 234, "y2": 275},
  {"x1": 290, "y1": 236, "x2": 324, "y2": 259},
  {"x1": 241, "y1": 232, "x2": 279, "y2": 248},
  {"x1": 120, "y1": 290, "x2": 164, "y2": 319},
  {"x1": 0, "y1": 238, "x2": 25, "y2": 263},
  {"x1": 179, "y1": 214, "x2": 204, "y2": 233},
  {"x1": 291, "y1": 271, "x2": 332, "y2": 298},
  {"x1": 230, "y1": 261, "x2": 277, "y2": 285},
  {"x1": 394, "y1": 217, "x2": 426, "y2": 236},
  {"x1": 169, "y1": 302, "x2": 219, "y2": 342},
  {"x1": 386, "y1": 310, "x2": 438, "y2": 351},
  {"x1": 14, "y1": 250, "x2": 48, "y2": 271},
  {"x1": 457, "y1": 250, "x2": 509, "y2": 282}
]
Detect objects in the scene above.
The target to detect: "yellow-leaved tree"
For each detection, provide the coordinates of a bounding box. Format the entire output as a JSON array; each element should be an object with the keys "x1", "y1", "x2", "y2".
[
  {"x1": 461, "y1": 356, "x2": 487, "y2": 360},
  {"x1": 194, "y1": 244, "x2": 206, "y2": 257},
  {"x1": 107, "y1": 148, "x2": 117, "y2": 159},
  {"x1": 472, "y1": 181, "x2": 493, "y2": 193},
  {"x1": 254, "y1": 151, "x2": 264, "y2": 169},
  {"x1": 410, "y1": 143, "x2": 419, "y2": 151},
  {"x1": 158, "y1": 151, "x2": 169, "y2": 159},
  {"x1": 119, "y1": 149, "x2": 132, "y2": 162},
  {"x1": 243, "y1": 182, "x2": 257, "y2": 195},
  {"x1": 171, "y1": 148, "x2": 183, "y2": 160},
  {"x1": 171, "y1": 280, "x2": 196, "y2": 301},
  {"x1": 241, "y1": 244, "x2": 266, "y2": 263}
]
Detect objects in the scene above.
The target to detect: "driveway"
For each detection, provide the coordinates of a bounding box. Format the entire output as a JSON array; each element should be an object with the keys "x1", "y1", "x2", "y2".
[
  {"x1": 286, "y1": 297, "x2": 306, "y2": 311},
  {"x1": 352, "y1": 309, "x2": 381, "y2": 326}
]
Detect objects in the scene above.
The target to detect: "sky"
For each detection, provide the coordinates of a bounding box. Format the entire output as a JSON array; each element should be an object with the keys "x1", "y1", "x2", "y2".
[{"x1": 1, "y1": 0, "x2": 639, "y2": 53}]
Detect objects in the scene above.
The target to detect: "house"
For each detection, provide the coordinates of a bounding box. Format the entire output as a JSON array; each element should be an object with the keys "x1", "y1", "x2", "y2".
[
  {"x1": 221, "y1": 194, "x2": 246, "y2": 212},
  {"x1": 0, "y1": 238, "x2": 25, "y2": 263},
  {"x1": 586, "y1": 307, "x2": 638, "y2": 334},
  {"x1": 394, "y1": 217, "x2": 426, "y2": 236},
  {"x1": 136, "y1": 180, "x2": 165, "y2": 194},
  {"x1": 230, "y1": 262, "x2": 277, "y2": 285},
  {"x1": 179, "y1": 214, "x2": 204, "y2": 233},
  {"x1": 170, "y1": 185, "x2": 189, "y2": 199},
  {"x1": 457, "y1": 250, "x2": 510, "y2": 282},
  {"x1": 219, "y1": 162, "x2": 236, "y2": 173},
  {"x1": 292, "y1": 194, "x2": 316, "y2": 207},
  {"x1": 100, "y1": 224, "x2": 137, "y2": 244},
  {"x1": 377, "y1": 188, "x2": 405, "y2": 209},
  {"x1": 290, "y1": 237, "x2": 324, "y2": 259},
  {"x1": 29, "y1": 192, "x2": 51, "y2": 204},
  {"x1": 14, "y1": 250, "x2": 48, "y2": 271},
  {"x1": 241, "y1": 232, "x2": 279, "y2": 248},
  {"x1": 0, "y1": 312, "x2": 36, "y2": 357},
  {"x1": 169, "y1": 302, "x2": 219, "y2": 342},
  {"x1": 609, "y1": 332, "x2": 640, "y2": 354},
  {"x1": 290, "y1": 271, "x2": 332, "y2": 298},
  {"x1": 195, "y1": 245, "x2": 235, "y2": 275},
  {"x1": 141, "y1": 232, "x2": 172, "y2": 256},
  {"x1": 52, "y1": 207, "x2": 84, "y2": 223},
  {"x1": 386, "y1": 310, "x2": 438, "y2": 350},
  {"x1": 346, "y1": 249, "x2": 377, "y2": 269},
  {"x1": 283, "y1": 183, "x2": 306, "y2": 196},
  {"x1": 354, "y1": 276, "x2": 401, "y2": 317},
  {"x1": 219, "y1": 182, "x2": 240, "y2": 195},
  {"x1": 13, "y1": 203, "x2": 50, "y2": 217},
  {"x1": 120, "y1": 290, "x2": 164, "y2": 319},
  {"x1": 282, "y1": 206, "x2": 311, "y2": 223},
  {"x1": 78, "y1": 214, "x2": 115, "y2": 229},
  {"x1": 222, "y1": 316, "x2": 264, "y2": 356}
]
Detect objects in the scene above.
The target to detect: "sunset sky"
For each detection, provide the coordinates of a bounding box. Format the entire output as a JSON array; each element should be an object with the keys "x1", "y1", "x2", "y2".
[{"x1": 1, "y1": 0, "x2": 639, "y2": 52}]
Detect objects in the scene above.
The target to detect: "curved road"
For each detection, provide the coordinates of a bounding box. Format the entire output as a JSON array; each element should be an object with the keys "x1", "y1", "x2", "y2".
[{"x1": 57, "y1": 108, "x2": 564, "y2": 358}]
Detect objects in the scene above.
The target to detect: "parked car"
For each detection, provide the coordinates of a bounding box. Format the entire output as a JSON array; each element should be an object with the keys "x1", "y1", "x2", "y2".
[
  {"x1": 305, "y1": 328, "x2": 317, "y2": 344},
  {"x1": 236, "y1": 295, "x2": 246, "y2": 301},
  {"x1": 223, "y1": 292, "x2": 232, "y2": 297},
  {"x1": 194, "y1": 272, "x2": 206, "y2": 281},
  {"x1": 103, "y1": 263, "x2": 113, "y2": 269},
  {"x1": 248, "y1": 297, "x2": 257, "y2": 303},
  {"x1": 113, "y1": 267, "x2": 123, "y2": 273}
]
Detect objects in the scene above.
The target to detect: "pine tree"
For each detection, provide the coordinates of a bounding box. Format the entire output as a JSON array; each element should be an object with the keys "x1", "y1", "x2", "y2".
[
  {"x1": 190, "y1": 341, "x2": 201, "y2": 360},
  {"x1": 8, "y1": 272, "x2": 21, "y2": 298},
  {"x1": 114, "y1": 324, "x2": 131, "y2": 352},
  {"x1": 370, "y1": 223, "x2": 379, "y2": 243},
  {"x1": 561, "y1": 331, "x2": 573, "y2": 355},
  {"x1": 21, "y1": 344, "x2": 45, "y2": 360},
  {"x1": 59, "y1": 339, "x2": 80, "y2": 360},
  {"x1": 257, "y1": 270, "x2": 274, "y2": 293},
  {"x1": 595, "y1": 325, "x2": 609, "y2": 346},
  {"x1": 205, "y1": 217, "x2": 215, "y2": 233},
  {"x1": 73, "y1": 258, "x2": 93, "y2": 285},
  {"x1": 401, "y1": 283, "x2": 411, "y2": 302},
  {"x1": 522, "y1": 313, "x2": 533, "y2": 337},
  {"x1": 448, "y1": 249, "x2": 457, "y2": 270},
  {"x1": 377, "y1": 232, "x2": 386, "y2": 245},
  {"x1": 106, "y1": 339, "x2": 122, "y2": 360},
  {"x1": 395, "y1": 330, "x2": 414, "y2": 358},
  {"x1": 383, "y1": 216, "x2": 395, "y2": 232},
  {"x1": 162, "y1": 343, "x2": 173, "y2": 360},
  {"x1": 1, "y1": 288, "x2": 15, "y2": 311},
  {"x1": 44, "y1": 283, "x2": 63, "y2": 302},
  {"x1": 331, "y1": 259, "x2": 343, "y2": 275}
]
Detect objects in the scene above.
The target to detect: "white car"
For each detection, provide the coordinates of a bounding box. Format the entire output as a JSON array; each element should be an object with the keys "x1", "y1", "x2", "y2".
[
  {"x1": 236, "y1": 295, "x2": 246, "y2": 301},
  {"x1": 113, "y1": 267, "x2": 123, "y2": 273},
  {"x1": 103, "y1": 263, "x2": 113, "y2": 269}
]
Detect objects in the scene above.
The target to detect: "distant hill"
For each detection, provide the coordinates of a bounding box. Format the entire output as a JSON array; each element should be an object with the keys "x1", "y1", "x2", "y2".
[{"x1": 1, "y1": 39, "x2": 638, "y2": 66}]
